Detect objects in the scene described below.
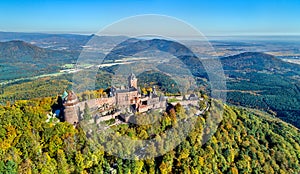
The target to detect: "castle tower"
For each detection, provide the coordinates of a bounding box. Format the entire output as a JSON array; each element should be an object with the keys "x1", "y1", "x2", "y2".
[
  {"x1": 152, "y1": 86, "x2": 157, "y2": 95},
  {"x1": 63, "y1": 91, "x2": 79, "y2": 126},
  {"x1": 128, "y1": 73, "x2": 138, "y2": 89}
]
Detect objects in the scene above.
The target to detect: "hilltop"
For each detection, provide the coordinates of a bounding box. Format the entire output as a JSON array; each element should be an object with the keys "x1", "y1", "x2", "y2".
[
  {"x1": 0, "y1": 40, "x2": 76, "y2": 59},
  {"x1": 221, "y1": 52, "x2": 300, "y2": 73},
  {"x1": 0, "y1": 40, "x2": 77, "y2": 81},
  {"x1": 0, "y1": 96, "x2": 299, "y2": 173},
  {"x1": 220, "y1": 52, "x2": 300, "y2": 128}
]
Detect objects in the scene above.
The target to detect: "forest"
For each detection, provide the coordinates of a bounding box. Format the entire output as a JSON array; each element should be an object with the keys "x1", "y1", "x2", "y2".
[
  {"x1": 226, "y1": 71, "x2": 300, "y2": 127},
  {"x1": 0, "y1": 95, "x2": 299, "y2": 173}
]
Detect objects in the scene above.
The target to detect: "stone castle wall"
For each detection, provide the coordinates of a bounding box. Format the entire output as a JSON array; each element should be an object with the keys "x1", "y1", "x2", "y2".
[
  {"x1": 64, "y1": 97, "x2": 116, "y2": 125},
  {"x1": 76, "y1": 97, "x2": 116, "y2": 111},
  {"x1": 171, "y1": 100, "x2": 198, "y2": 107},
  {"x1": 116, "y1": 91, "x2": 139, "y2": 106}
]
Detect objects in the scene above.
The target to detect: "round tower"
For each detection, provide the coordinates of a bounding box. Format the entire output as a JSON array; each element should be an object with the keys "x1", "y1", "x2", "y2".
[{"x1": 63, "y1": 91, "x2": 79, "y2": 125}]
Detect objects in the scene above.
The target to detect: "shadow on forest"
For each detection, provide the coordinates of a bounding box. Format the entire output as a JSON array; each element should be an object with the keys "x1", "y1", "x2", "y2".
[{"x1": 51, "y1": 96, "x2": 65, "y2": 121}]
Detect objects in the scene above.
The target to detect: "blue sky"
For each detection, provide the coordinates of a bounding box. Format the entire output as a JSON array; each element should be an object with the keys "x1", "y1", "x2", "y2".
[{"x1": 0, "y1": 0, "x2": 299, "y2": 35}]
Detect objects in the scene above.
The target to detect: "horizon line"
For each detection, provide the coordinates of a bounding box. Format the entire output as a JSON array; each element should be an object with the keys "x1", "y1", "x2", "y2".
[{"x1": 1, "y1": 31, "x2": 300, "y2": 39}]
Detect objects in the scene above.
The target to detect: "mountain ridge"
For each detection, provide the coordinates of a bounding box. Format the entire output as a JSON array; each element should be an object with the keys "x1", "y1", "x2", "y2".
[
  {"x1": 221, "y1": 52, "x2": 300, "y2": 73},
  {"x1": 0, "y1": 40, "x2": 76, "y2": 59}
]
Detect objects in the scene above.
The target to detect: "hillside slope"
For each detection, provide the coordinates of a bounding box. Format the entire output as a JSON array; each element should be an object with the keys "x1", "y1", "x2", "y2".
[
  {"x1": 0, "y1": 97, "x2": 299, "y2": 173},
  {"x1": 221, "y1": 52, "x2": 300, "y2": 74},
  {"x1": 220, "y1": 52, "x2": 300, "y2": 128},
  {"x1": 0, "y1": 40, "x2": 76, "y2": 59},
  {"x1": 0, "y1": 40, "x2": 77, "y2": 81}
]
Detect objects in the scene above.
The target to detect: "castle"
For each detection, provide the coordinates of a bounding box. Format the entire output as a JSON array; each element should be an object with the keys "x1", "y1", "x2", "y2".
[{"x1": 62, "y1": 73, "x2": 167, "y2": 125}]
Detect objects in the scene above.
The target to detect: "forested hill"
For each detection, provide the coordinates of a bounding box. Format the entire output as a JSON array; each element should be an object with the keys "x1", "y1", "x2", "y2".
[
  {"x1": 221, "y1": 52, "x2": 300, "y2": 73},
  {"x1": 0, "y1": 40, "x2": 77, "y2": 81},
  {"x1": 0, "y1": 97, "x2": 299, "y2": 173},
  {"x1": 220, "y1": 52, "x2": 300, "y2": 128},
  {"x1": 0, "y1": 40, "x2": 76, "y2": 59},
  {"x1": 0, "y1": 32, "x2": 91, "y2": 51}
]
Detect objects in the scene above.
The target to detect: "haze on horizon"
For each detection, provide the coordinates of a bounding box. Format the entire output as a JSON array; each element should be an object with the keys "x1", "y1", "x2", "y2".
[{"x1": 0, "y1": 0, "x2": 299, "y2": 36}]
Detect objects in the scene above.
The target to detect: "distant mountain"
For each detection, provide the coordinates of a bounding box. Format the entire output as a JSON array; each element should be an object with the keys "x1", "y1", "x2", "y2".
[
  {"x1": 0, "y1": 31, "x2": 89, "y2": 41},
  {"x1": 102, "y1": 39, "x2": 300, "y2": 81},
  {"x1": 220, "y1": 52, "x2": 300, "y2": 128},
  {"x1": 0, "y1": 40, "x2": 77, "y2": 81},
  {"x1": 103, "y1": 38, "x2": 207, "y2": 78},
  {"x1": 105, "y1": 39, "x2": 298, "y2": 68},
  {"x1": 0, "y1": 40, "x2": 78, "y2": 62},
  {"x1": 105, "y1": 38, "x2": 196, "y2": 61},
  {"x1": 221, "y1": 52, "x2": 300, "y2": 74},
  {"x1": 105, "y1": 39, "x2": 300, "y2": 72},
  {"x1": 0, "y1": 40, "x2": 76, "y2": 59},
  {"x1": 0, "y1": 32, "x2": 129, "y2": 51},
  {"x1": 0, "y1": 32, "x2": 91, "y2": 51}
]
